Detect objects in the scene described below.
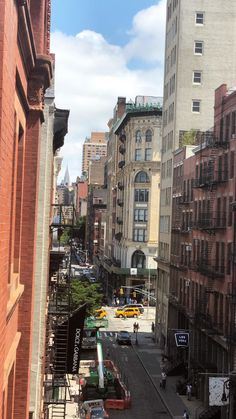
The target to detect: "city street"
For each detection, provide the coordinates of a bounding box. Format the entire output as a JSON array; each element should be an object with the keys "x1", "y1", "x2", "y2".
[{"x1": 78, "y1": 306, "x2": 171, "y2": 419}]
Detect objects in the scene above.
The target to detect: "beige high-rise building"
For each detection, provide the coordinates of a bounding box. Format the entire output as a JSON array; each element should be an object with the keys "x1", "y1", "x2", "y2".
[
  {"x1": 158, "y1": 0, "x2": 236, "y2": 347},
  {"x1": 82, "y1": 131, "x2": 108, "y2": 176}
]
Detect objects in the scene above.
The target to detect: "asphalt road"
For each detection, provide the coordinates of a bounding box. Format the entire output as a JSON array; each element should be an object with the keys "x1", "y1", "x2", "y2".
[{"x1": 98, "y1": 307, "x2": 171, "y2": 419}]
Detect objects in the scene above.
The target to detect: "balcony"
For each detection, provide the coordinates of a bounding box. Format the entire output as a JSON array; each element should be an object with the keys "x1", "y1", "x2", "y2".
[
  {"x1": 116, "y1": 217, "x2": 123, "y2": 225},
  {"x1": 118, "y1": 160, "x2": 125, "y2": 169},
  {"x1": 179, "y1": 195, "x2": 192, "y2": 205},
  {"x1": 117, "y1": 198, "x2": 124, "y2": 207},
  {"x1": 193, "y1": 171, "x2": 228, "y2": 188},
  {"x1": 192, "y1": 259, "x2": 225, "y2": 278},
  {"x1": 119, "y1": 133, "x2": 126, "y2": 143},
  {"x1": 181, "y1": 225, "x2": 191, "y2": 233},
  {"x1": 115, "y1": 232, "x2": 122, "y2": 241},
  {"x1": 192, "y1": 213, "x2": 226, "y2": 230},
  {"x1": 117, "y1": 181, "x2": 124, "y2": 190},
  {"x1": 119, "y1": 144, "x2": 126, "y2": 155}
]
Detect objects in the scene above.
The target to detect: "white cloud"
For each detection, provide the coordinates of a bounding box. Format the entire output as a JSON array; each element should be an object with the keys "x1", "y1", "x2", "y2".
[{"x1": 51, "y1": 0, "x2": 166, "y2": 182}]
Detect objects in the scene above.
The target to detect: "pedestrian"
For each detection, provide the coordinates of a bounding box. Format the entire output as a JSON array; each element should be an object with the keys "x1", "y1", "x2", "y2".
[
  {"x1": 133, "y1": 322, "x2": 137, "y2": 333},
  {"x1": 186, "y1": 383, "x2": 192, "y2": 401},
  {"x1": 183, "y1": 409, "x2": 189, "y2": 419},
  {"x1": 151, "y1": 322, "x2": 155, "y2": 333},
  {"x1": 160, "y1": 370, "x2": 167, "y2": 389}
]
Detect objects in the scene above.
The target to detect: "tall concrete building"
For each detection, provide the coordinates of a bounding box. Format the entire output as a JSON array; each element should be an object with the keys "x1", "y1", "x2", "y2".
[
  {"x1": 158, "y1": 0, "x2": 236, "y2": 347},
  {"x1": 82, "y1": 131, "x2": 108, "y2": 176}
]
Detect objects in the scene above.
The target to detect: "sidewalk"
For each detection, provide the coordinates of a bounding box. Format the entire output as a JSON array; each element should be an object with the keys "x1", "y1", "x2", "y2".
[{"x1": 132, "y1": 332, "x2": 205, "y2": 419}]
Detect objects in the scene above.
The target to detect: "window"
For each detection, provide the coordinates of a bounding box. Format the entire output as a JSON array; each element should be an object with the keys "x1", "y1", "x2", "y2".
[
  {"x1": 135, "y1": 148, "x2": 142, "y2": 161},
  {"x1": 230, "y1": 151, "x2": 235, "y2": 179},
  {"x1": 227, "y1": 243, "x2": 232, "y2": 275},
  {"x1": 145, "y1": 148, "x2": 152, "y2": 161},
  {"x1": 134, "y1": 209, "x2": 148, "y2": 222},
  {"x1": 135, "y1": 130, "x2": 142, "y2": 143},
  {"x1": 133, "y1": 228, "x2": 147, "y2": 242},
  {"x1": 195, "y1": 12, "x2": 204, "y2": 25},
  {"x1": 135, "y1": 189, "x2": 149, "y2": 202},
  {"x1": 135, "y1": 171, "x2": 150, "y2": 183},
  {"x1": 145, "y1": 129, "x2": 152, "y2": 142},
  {"x1": 131, "y1": 250, "x2": 146, "y2": 268},
  {"x1": 193, "y1": 71, "x2": 202, "y2": 84},
  {"x1": 192, "y1": 100, "x2": 200, "y2": 113},
  {"x1": 194, "y1": 41, "x2": 203, "y2": 55}
]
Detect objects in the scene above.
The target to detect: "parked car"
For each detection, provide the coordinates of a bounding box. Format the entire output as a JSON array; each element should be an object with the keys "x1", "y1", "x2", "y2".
[
  {"x1": 95, "y1": 309, "x2": 107, "y2": 319},
  {"x1": 115, "y1": 307, "x2": 140, "y2": 318},
  {"x1": 116, "y1": 330, "x2": 131, "y2": 345}
]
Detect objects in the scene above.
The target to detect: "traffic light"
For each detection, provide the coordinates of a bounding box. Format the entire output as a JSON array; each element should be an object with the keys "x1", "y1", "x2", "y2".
[{"x1": 133, "y1": 291, "x2": 136, "y2": 298}]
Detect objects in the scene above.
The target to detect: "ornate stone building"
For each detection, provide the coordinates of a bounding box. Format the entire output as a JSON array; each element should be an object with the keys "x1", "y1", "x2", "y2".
[{"x1": 100, "y1": 96, "x2": 162, "y2": 303}]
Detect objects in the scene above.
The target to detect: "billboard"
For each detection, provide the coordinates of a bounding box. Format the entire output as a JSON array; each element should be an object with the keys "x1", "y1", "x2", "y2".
[
  {"x1": 55, "y1": 303, "x2": 87, "y2": 375},
  {"x1": 209, "y1": 377, "x2": 229, "y2": 406}
]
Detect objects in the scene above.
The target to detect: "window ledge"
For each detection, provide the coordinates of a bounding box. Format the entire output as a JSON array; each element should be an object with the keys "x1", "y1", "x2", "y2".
[{"x1": 7, "y1": 282, "x2": 24, "y2": 322}]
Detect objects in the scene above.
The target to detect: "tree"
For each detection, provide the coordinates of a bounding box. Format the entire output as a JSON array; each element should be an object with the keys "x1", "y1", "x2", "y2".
[
  {"x1": 70, "y1": 281, "x2": 102, "y2": 315},
  {"x1": 181, "y1": 129, "x2": 197, "y2": 146}
]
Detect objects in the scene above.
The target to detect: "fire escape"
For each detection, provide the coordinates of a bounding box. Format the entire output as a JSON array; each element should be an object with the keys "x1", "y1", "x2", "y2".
[
  {"x1": 115, "y1": 131, "x2": 126, "y2": 242},
  {"x1": 43, "y1": 204, "x2": 77, "y2": 419},
  {"x1": 192, "y1": 131, "x2": 228, "y2": 331}
]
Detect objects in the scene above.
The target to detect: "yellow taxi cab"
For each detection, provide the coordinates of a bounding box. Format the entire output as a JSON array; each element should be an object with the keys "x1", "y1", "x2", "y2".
[
  {"x1": 115, "y1": 307, "x2": 140, "y2": 318},
  {"x1": 95, "y1": 308, "x2": 108, "y2": 319}
]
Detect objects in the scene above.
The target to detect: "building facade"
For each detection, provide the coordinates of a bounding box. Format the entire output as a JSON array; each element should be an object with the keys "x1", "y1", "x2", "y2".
[
  {"x1": 82, "y1": 131, "x2": 108, "y2": 176},
  {"x1": 100, "y1": 96, "x2": 162, "y2": 304},
  {"x1": 169, "y1": 84, "x2": 236, "y2": 411},
  {"x1": 159, "y1": 0, "x2": 236, "y2": 347},
  {"x1": 0, "y1": 1, "x2": 53, "y2": 418}
]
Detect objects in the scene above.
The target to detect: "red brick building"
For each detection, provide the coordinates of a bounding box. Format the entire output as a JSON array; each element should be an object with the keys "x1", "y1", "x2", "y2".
[
  {"x1": 169, "y1": 84, "x2": 236, "y2": 407},
  {"x1": 0, "y1": 1, "x2": 52, "y2": 418}
]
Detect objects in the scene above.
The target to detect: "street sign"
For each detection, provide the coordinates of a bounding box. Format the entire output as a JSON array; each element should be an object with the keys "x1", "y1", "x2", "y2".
[
  {"x1": 130, "y1": 268, "x2": 137, "y2": 275},
  {"x1": 175, "y1": 332, "x2": 189, "y2": 347}
]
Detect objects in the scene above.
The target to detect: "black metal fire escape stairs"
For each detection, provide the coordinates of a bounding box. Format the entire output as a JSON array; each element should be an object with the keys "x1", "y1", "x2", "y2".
[
  {"x1": 43, "y1": 204, "x2": 77, "y2": 419},
  {"x1": 193, "y1": 132, "x2": 228, "y2": 330}
]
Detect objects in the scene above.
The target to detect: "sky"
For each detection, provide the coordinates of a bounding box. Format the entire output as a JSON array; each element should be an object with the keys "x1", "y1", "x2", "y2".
[{"x1": 51, "y1": 0, "x2": 166, "y2": 182}]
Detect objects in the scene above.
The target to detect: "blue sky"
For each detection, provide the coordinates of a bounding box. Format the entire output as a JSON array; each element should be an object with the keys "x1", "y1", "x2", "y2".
[
  {"x1": 51, "y1": 0, "x2": 159, "y2": 45},
  {"x1": 51, "y1": 0, "x2": 166, "y2": 181}
]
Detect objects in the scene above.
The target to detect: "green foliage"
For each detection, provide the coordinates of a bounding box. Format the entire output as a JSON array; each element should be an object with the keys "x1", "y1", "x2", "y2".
[
  {"x1": 182, "y1": 129, "x2": 197, "y2": 146},
  {"x1": 59, "y1": 228, "x2": 71, "y2": 245},
  {"x1": 71, "y1": 280, "x2": 102, "y2": 315}
]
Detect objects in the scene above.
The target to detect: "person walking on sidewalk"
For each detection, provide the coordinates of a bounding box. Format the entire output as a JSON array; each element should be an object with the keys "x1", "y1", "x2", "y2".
[
  {"x1": 160, "y1": 370, "x2": 167, "y2": 389},
  {"x1": 183, "y1": 409, "x2": 189, "y2": 419},
  {"x1": 186, "y1": 383, "x2": 192, "y2": 401}
]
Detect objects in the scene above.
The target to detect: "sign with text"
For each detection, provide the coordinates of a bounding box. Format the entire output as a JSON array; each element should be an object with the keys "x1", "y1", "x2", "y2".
[
  {"x1": 130, "y1": 268, "x2": 137, "y2": 275},
  {"x1": 55, "y1": 303, "x2": 87, "y2": 374},
  {"x1": 175, "y1": 332, "x2": 189, "y2": 347}
]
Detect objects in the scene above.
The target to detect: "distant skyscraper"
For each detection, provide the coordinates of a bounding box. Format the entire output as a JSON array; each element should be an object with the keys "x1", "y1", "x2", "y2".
[
  {"x1": 82, "y1": 131, "x2": 108, "y2": 176},
  {"x1": 62, "y1": 165, "x2": 70, "y2": 186}
]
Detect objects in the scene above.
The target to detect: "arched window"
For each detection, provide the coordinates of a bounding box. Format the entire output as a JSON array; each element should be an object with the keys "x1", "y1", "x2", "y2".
[
  {"x1": 135, "y1": 130, "x2": 142, "y2": 143},
  {"x1": 131, "y1": 251, "x2": 146, "y2": 268},
  {"x1": 135, "y1": 171, "x2": 150, "y2": 183},
  {"x1": 145, "y1": 129, "x2": 152, "y2": 142}
]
